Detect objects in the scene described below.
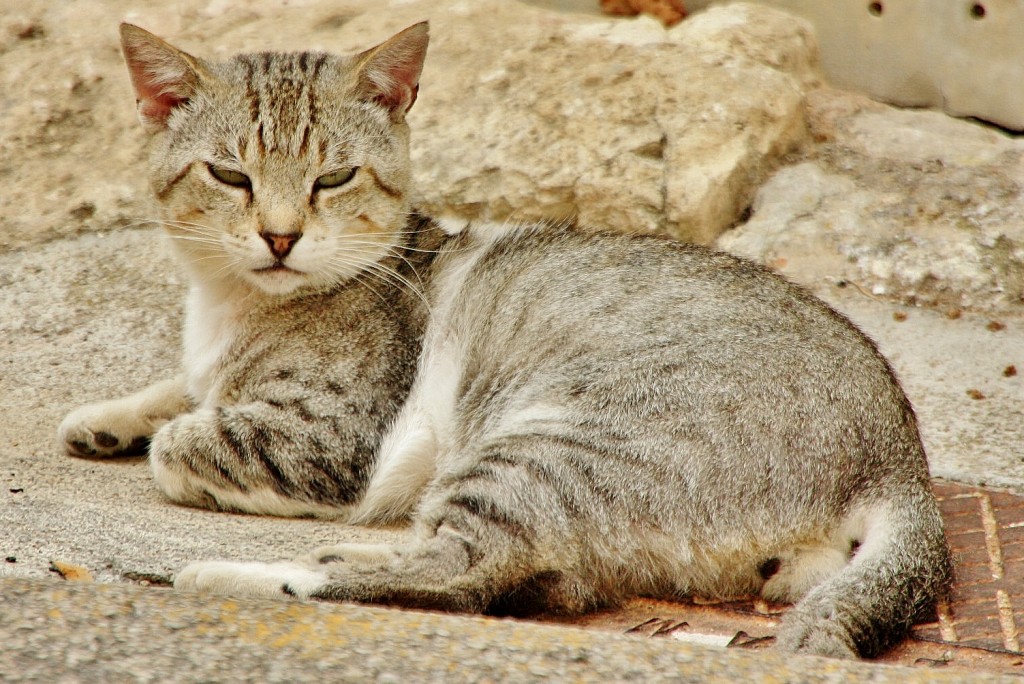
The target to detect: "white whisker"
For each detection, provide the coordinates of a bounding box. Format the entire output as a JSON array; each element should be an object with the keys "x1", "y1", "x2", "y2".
[
  {"x1": 334, "y1": 256, "x2": 432, "y2": 314},
  {"x1": 165, "y1": 235, "x2": 224, "y2": 247},
  {"x1": 210, "y1": 256, "x2": 246, "y2": 279},
  {"x1": 333, "y1": 242, "x2": 428, "y2": 293}
]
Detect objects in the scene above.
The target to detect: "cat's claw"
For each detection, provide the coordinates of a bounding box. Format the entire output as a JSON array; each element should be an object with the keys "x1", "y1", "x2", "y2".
[{"x1": 174, "y1": 560, "x2": 328, "y2": 599}]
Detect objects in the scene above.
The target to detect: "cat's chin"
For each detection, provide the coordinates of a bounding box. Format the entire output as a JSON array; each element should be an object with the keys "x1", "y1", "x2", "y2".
[{"x1": 244, "y1": 267, "x2": 313, "y2": 296}]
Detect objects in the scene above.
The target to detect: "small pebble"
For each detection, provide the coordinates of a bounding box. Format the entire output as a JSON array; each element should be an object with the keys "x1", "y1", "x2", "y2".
[
  {"x1": 966, "y1": 389, "x2": 986, "y2": 400},
  {"x1": 11, "y1": 21, "x2": 44, "y2": 40},
  {"x1": 49, "y1": 560, "x2": 94, "y2": 582},
  {"x1": 1004, "y1": 365, "x2": 1017, "y2": 378},
  {"x1": 987, "y1": 320, "x2": 1006, "y2": 332},
  {"x1": 893, "y1": 311, "x2": 908, "y2": 322}
]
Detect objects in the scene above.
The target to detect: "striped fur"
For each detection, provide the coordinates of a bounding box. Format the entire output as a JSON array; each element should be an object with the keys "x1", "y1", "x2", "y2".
[{"x1": 59, "y1": 23, "x2": 952, "y2": 659}]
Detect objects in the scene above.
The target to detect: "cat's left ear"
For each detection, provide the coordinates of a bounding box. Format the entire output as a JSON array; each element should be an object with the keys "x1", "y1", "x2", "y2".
[
  {"x1": 352, "y1": 22, "x2": 429, "y2": 121},
  {"x1": 120, "y1": 23, "x2": 211, "y2": 131}
]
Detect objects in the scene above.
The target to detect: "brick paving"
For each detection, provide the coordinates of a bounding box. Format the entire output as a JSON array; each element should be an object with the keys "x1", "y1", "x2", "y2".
[
  {"x1": 918, "y1": 482, "x2": 1023, "y2": 653},
  {"x1": 543, "y1": 480, "x2": 1024, "y2": 676}
]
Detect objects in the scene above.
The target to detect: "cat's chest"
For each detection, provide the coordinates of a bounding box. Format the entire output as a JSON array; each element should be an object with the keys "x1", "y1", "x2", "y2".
[{"x1": 182, "y1": 286, "x2": 242, "y2": 407}]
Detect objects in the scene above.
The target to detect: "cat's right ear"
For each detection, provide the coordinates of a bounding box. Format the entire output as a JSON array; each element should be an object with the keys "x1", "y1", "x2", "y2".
[
  {"x1": 119, "y1": 23, "x2": 208, "y2": 131},
  {"x1": 352, "y1": 22, "x2": 430, "y2": 121}
]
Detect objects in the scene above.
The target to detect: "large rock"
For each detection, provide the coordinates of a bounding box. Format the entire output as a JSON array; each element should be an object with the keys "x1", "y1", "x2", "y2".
[
  {"x1": 399, "y1": 0, "x2": 820, "y2": 243},
  {"x1": 718, "y1": 87, "x2": 1024, "y2": 311},
  {"x1": 0, "y1": 0, "x2": 819, "y2": 251}
]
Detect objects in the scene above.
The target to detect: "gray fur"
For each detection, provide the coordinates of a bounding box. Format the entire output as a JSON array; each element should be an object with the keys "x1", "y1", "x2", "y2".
[{"x1": 58, "y1": 22, "x2": 951, "y2": 658}]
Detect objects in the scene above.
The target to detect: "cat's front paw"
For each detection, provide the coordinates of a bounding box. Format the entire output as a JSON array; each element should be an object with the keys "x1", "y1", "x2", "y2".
[
  {"x1": 58, "y1": 401, "x2": 152, "y2": 458},
  {"x1": 174, "y1": 560, "x2": 328, "y2": 599}
]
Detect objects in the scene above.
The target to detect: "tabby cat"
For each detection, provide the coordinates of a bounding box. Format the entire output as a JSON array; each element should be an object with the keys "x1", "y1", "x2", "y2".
[{"x1": 58, "y1": 21, "x2": 952, "y2": 658}]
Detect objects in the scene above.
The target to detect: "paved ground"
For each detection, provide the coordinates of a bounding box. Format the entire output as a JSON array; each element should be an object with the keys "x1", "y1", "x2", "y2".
[{"x1": 546, "y1": 481, "x2": 1024, "y2": 678}]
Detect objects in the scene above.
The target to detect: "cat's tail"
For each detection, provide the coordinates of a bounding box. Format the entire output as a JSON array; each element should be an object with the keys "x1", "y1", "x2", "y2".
[{"x1": 776, "y1": 491, "x2": 953, "y2": 658}]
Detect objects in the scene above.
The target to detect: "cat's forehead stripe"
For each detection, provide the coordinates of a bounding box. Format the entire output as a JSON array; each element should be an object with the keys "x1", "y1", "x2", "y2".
[{"x1": 235, "y1": 51, "x2": 330, "y2": 157}]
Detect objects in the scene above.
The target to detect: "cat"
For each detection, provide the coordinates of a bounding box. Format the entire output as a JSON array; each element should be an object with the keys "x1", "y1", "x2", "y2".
[{"x1": 57, "y1": 21, "x2": 952, "y2": 659}]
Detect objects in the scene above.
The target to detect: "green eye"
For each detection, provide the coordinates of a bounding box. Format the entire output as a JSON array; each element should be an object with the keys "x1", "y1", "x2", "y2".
[
  {"x1": 208, "y1": 164, "x2": 251, "y2": 188},
  {"x1": 314, "y1": 167, "x2": 358, "y2": 190}
]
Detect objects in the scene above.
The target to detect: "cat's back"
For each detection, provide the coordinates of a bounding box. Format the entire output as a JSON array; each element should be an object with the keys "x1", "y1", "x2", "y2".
[
  {"x1": 429, "y1": 221, "x2": 923, "y2": 493},
  {"x1": 443, "y1": 221, "x2": 881, "y2": 373}
]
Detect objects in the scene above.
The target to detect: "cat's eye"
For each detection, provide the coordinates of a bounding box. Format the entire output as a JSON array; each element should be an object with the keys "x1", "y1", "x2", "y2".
[
  {"x1": 208, "y1": 164, "x2": 252, "y2": 189},
  {"x1": 314, "y1": 167, "x2": 359, "y2": 191}
]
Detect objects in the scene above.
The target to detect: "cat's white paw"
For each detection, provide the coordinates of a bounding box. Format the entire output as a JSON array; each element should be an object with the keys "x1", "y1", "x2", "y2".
[
  {"x1": 58, "y1": 400, "x2": 151, "y2": 457},
  {"x1": 174, "y1": 560, "x2": 328, "y2": 599}
]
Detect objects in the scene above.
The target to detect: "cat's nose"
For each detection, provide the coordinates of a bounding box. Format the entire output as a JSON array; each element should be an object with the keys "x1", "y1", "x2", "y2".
[{"x1": 260, "y1": 231, "x2": 300, "y2": 259}]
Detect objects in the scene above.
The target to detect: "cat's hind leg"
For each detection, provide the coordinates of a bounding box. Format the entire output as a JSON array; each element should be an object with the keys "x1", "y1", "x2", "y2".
[
  {"x1": 176, "y1": 439, "x2": 607, "y2": 615},
  {"x1": 176, "y1": 522, "x2": 553, "y2": 614},
  {"x1": 774, "y1": 496, "x2": 952, "y2": 658},
  {"x1": 303, "y1": 529, "x2": 495, "y2": 611},
  {"x1": 175, "y1": 528, "x2": 490, "y2": 610},
  {"x1": 58, "y1": 375, "x2": 190, "y2": 457},
  {"x1": 176, "y1": 543, "x2": 403, "y2": 597}
]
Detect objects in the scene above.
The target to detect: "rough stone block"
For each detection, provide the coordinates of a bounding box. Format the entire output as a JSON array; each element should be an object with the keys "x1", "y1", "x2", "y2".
[
  {"x1": 399, "y1": 0, "x2": 819, "y2": 243},
  {"x1": 718, "y1": 88, "x2": 1024, "y2": 311},
  {"x1": 0, "y1": 0, "x2": 819, "y2": 249}
]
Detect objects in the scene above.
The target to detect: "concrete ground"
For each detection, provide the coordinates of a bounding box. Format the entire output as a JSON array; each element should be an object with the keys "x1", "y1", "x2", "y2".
[{"x1": 5, "y1": 576, "x2": 1008, "y2": 683}]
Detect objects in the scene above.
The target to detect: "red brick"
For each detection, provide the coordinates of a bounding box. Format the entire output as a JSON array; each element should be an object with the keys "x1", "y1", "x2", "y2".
[
  {"x1": 956, "y1": 564, "x2": 1001, "y2": 584},
  {"x1": 939, "y1": 496, "x2": 985, "y2": 516},
  {"x1": 952, "y1": 546, "x2": 994, "y2": 566},
  {"x1": 932, "y1": 480, "x2": 975, "y2": 497},
  {"x1": 948, "y1": 530, "x2": 988, "y2": 547},
  {"x1": 988, "y1": 489, "x2": 1024, "y2": 507},
  {"x1": 998, "y1": 526, "x2": 1024, "y2": 545}
]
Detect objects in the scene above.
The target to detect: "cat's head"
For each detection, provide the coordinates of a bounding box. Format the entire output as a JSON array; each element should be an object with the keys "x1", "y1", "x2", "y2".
[{"x1": 120, "y1": 22, "x2": 429, "y2": 296}]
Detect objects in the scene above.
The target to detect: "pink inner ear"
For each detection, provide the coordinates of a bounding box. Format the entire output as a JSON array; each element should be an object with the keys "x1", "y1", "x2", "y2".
[
  {"x1": 374, "y1": 82, "x2": 418, "y2": 115},
  {"x1": 121, "y1": 28, "x2": 198, "y2": 128},
  {"x1": 359, "y1": 23, "x2": 429, "y2": 118},
  {"x1": 134, "y1": 77, "x2": 188, "y2": 124}
]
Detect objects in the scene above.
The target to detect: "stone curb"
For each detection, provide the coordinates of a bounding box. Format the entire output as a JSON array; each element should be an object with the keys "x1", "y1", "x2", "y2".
[{"x1": 0, "y1": 577, "x2": 1009, "y2": 683}]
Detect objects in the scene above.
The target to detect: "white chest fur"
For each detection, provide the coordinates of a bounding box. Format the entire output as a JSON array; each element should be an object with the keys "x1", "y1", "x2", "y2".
[{"x1": 182, "y1": 284, "x2": 241, "y2": 407}]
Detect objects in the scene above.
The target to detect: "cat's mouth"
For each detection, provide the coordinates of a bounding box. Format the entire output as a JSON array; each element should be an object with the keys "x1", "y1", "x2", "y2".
[
  {"x1": 254, "y1": 263, "x2": 302, "y2": 275},
  {"x1": 247, "y1": 261, "x2": 309, "y2": 295}
]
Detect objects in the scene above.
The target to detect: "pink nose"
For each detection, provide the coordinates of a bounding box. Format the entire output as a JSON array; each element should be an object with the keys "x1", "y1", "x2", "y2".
[{"x1": 260, "y1": 232, "x2": 299, "y2": 259}]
